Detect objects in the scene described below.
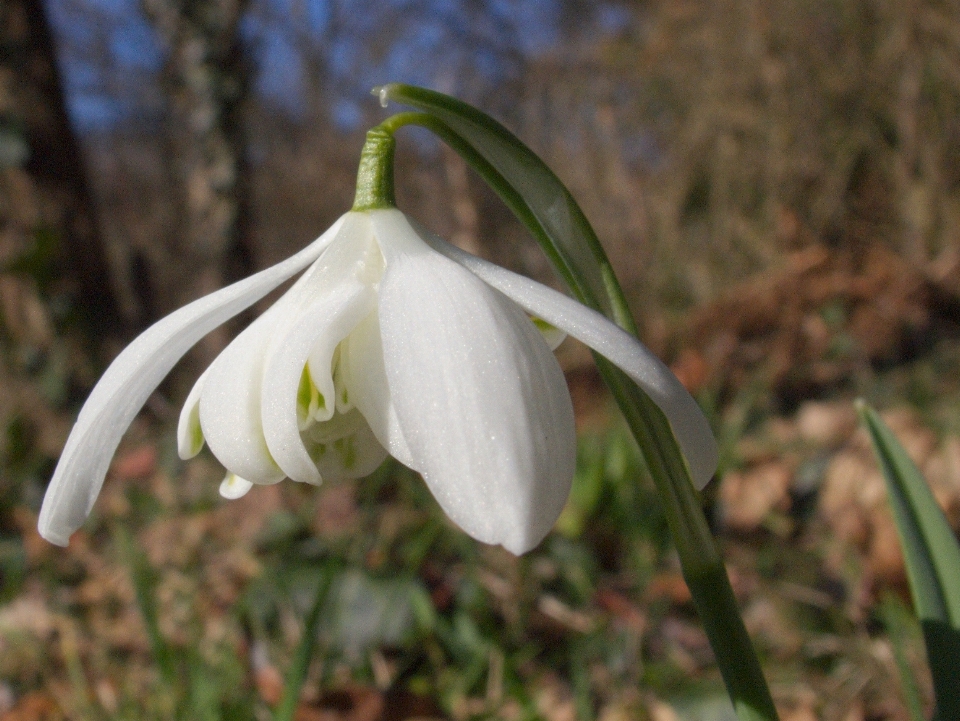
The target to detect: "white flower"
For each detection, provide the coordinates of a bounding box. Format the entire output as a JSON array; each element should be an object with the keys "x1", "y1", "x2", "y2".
[{"x1": 38, "y1": 209, "x2": 717, "y2": 555}]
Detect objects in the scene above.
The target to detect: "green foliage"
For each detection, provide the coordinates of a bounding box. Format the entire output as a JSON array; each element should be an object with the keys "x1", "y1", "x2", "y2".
[
  {"x1": 115, "y1": 526, "x2": 258, "y2": 721},
  {"x1": 3, "y1": 227, "x2": 62, "y2": 298},
  {"x1": 858, "y1": 401, "x2": 960, "y2": 721},
  {"x1": 879, "y1": 595, "x2": 926, "y2": 721}
]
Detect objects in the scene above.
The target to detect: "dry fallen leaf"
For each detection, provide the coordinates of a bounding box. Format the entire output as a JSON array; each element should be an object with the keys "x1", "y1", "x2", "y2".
[
  {"x1": 111, "y1": 444, "x2": 157, "y2": 480},
  {"x1": 0, "y1": 691, "x2": 62, "y2": 721},
  {"x1": 719, "y1": 461, "x2": 793, "y2": 532}
]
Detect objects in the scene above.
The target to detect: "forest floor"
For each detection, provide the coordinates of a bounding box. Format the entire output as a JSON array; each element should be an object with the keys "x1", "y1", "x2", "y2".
[{"x1": 1, "y1": 241, "x2": 960, "y2": 721}]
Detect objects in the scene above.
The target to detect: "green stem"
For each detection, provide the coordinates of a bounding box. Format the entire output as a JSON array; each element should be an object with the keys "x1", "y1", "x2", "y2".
[
  {"x1": 352, "y1": 128, "x2": 396, "y2": 210},
  {"x1": 274, "y1": 562, "x2": 340, "y2": 721},
  {"x1": 367, "y1": 95, "x2": 779, "y2": 721},
  {"x1": 597, "y1": 360, "x2": 778, "y2": 721}
]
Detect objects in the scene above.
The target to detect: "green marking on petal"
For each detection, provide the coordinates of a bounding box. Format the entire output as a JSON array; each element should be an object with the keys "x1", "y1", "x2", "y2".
[
  {"x1": 298, "y1": 365, "x2": 328, "y2": 430},
  {"x1": 531, "y1": 315, "x2": 567, "y2": 351},
  {"x1": 331, "y1": 346, "x2": 353, "y2": 413},
  {"x1": 297, "y1": 366, "x2": 313, "y2": 424},
  {"x1": 190, "y1": 420, "x2": 204, "y2": 455}
]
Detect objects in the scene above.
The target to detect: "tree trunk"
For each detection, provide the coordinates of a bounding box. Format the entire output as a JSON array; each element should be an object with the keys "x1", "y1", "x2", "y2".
[
  {"x1": 141, "y1": 0, "x2": 252, "y2": 362},
  {"x1": 0, "y1": 0, "x2": 120, "y2": 338}
]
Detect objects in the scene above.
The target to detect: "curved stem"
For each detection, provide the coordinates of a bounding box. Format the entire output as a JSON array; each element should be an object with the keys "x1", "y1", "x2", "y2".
[{"x1": 376, "y1": 91, "x2": 780, "y2": 721}]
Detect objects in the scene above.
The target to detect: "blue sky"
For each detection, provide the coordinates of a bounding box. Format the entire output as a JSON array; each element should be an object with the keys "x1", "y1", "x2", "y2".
[{"x1": 47, "y1": 0, "x2": 630, "y2": 132}]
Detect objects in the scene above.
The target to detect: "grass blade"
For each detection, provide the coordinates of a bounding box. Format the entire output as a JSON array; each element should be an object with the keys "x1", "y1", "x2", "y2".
[
  {"x1": 879, "y1": 594, "x2": 927, "y2": 721},
  {"x1": 273, "y1": 560, "x2": 341, "y2": 721},
  {"x1": 114, "y1": 527, "x2": 179, "y2": 691}
]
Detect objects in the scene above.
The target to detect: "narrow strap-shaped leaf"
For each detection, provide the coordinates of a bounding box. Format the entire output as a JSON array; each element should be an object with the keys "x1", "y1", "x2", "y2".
[
  {"x1": 879, "y1": 595, "x2": 926, "y2": 721},
  {"x1": 858, "y1": 401, "x2": 960, "y2": 720}
]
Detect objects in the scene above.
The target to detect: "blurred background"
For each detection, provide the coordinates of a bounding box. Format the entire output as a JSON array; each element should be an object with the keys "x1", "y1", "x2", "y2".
[{"x1": 2, "y1": 0, "x2": 960, "y2": 719}]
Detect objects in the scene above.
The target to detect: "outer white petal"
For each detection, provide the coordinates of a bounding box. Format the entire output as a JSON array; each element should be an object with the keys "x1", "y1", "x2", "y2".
[
  {"x1": 219, "y1": 473, "x2": 254, "y2": 500},
  {"x1": 260, "y1": 281, "x2": 375, "y2": 484},
  {"x1": 424, "y1": 232, "x2": 718, "y2": 489},
  {"x1": 37, "y1": 215, "x2": 349, "y2": 546},
  {"x1": 372, "y1": 210, "x2": 576, "y2": 555},
  {"x1": 177, "y1": 367, "x2": 209, "y2": 459},
  {"x1": 338, "y1": 310, "x2": 416, "y2": 469}
]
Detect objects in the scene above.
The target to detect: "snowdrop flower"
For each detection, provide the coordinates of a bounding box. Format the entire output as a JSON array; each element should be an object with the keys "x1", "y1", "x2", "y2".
[{"x1": 39, "y1": 138, "x2": 717, "y2": 556}]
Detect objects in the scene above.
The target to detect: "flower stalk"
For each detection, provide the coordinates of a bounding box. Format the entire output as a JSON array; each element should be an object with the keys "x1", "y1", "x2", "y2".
[
  {"x1": 375, "y1": 84, "x2": 780, "y2": 721},
  {"x1": 352, "y1": 127, "x2": 396, "y2": 211},
  {"x1": 600, "y1": 360, "x2": 777, "y2": 721}
]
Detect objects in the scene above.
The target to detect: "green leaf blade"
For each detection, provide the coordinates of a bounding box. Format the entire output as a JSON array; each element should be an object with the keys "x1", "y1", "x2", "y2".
[{"x1": 858, "y1": 401, "x2": 960, "y2": 720}]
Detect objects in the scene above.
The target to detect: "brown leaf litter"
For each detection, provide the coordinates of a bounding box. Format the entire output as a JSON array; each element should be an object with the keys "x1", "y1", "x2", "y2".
[{"x1": 683, "y1": 242, "x2": 953, "y2": 400}]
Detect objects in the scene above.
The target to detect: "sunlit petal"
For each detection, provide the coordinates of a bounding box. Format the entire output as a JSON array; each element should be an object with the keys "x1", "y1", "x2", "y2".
[
  {"x1": 37, "y1": 215, "x2": 348, "y2": 546},
  {"x1": 200, "y1": 213, "x2": 376, "y2": 487},
  {"x1": 374, "y1": 210, "x2": 576, "y2": 554},
  {"x1": 261, "y1": 281, "x2": 375, "y2": 484},
  {"x1": 425, "y1": 233, "x2": 718, "y2": 489},
  {"x1": 199, "y1": 306, "x2": 287, "y2": 485}
]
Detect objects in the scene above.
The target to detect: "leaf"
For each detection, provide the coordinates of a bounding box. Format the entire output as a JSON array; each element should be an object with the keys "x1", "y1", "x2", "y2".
[
  {"x1": 879, "y1": 594, "x2": 927, "y2": 721},
  {"x1": 858, "y1": 401, "x2": 960, "y2": 721}
]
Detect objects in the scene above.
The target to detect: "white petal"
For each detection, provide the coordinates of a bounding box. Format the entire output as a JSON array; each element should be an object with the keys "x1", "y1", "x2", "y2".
[
  {"x1": 219, "y1": 472, "x2": 254, "y2": 500},
  {"x1": 338, "y1": 309, "x2": 416, "y2": 469},
  {"x1": 177, "y1": 367, "x2": 209, "y2": 459},
  {"x1": 37, "y1": 214, "x2": 349, "y2": 546},
  {"x1": 199, "y1": 305, "x2": 287, "y2": 485},
  {"x1": 425, "y1": 233, "x2": 718, "y2": 489},
  {"x1": 260, "y1": 281, "x2": 375, "y2": 484},
  {"x1": 373, "y1": 210, "x2": 576, "y2": 554},
  {"x1": 199, "y1": 212, "x2": 376, "y2": 486}
]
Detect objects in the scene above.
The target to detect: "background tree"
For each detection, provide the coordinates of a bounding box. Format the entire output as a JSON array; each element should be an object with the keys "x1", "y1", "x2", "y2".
[
  {"x1": 140, "y1": 0, "x2": 252, "y2": 360},
  {"x1": 0, "y1": 0, "x2": 118, "y2": 338}
]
